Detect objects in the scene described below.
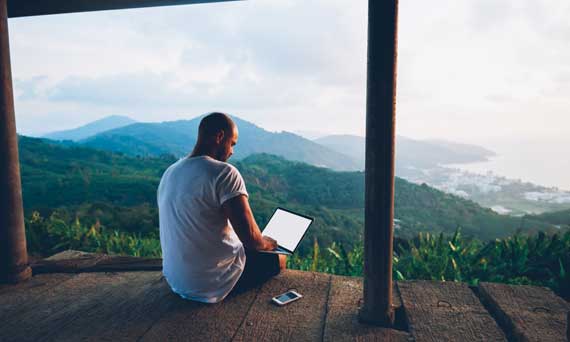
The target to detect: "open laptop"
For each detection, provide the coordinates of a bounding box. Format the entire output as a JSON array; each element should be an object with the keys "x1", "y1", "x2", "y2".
[{"x1": 259, "y1": 207, "x2": 314, "y2": 255}]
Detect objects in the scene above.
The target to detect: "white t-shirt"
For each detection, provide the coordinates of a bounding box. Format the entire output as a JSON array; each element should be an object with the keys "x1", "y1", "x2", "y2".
[{"x1": 157, "y1": 156, "x2": 248, "y2": 303}]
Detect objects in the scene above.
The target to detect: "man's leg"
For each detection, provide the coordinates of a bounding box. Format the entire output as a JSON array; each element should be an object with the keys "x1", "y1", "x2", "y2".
[
  {"x1": 278, "y1": 254, "x2": 287, "y2": 271},
  {"x1": 231, "y1": 249, "x2": 287, "y2": 294}
]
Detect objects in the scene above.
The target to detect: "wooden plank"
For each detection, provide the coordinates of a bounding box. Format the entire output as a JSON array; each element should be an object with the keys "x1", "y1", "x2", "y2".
[
  {"x1": 0, "y1": 271, "x2": 159, "y2": 342},
  {"x1": 0, "y1": 273, "x2": 76, "y2": 321},
  {"x1": 323, "y1": 275, "x2": 410, "y2": 342},
  {"x1": 140, "y1": 282, "x2": 260, "y2": 341},
  {"x1": 43, "y1": 249, "x2": 97, "y2": 261},
  {"x1": 46, "y1": 271, "x2": 187, "y2": 341},
  {"x1": 567, "y1": 312, "x2": 569, "y2": 341},
  {"x1": 398, "y1": 280, "x2": 507, "y2": 342},
  {"x1": 232, "y1": 269, "x2": 331, "y2": 342},
  {"x1": 31, "y1": 250, "x2": 162, "y2": 274},
  {"x1": 479, "y1": 282, "x2": 570, "y2": 342},
  {"x1": 7, "y1": 0, "x2": 239, "y2": 18},
  {"x1": 0, "y1": 272, "x2": 74, "y2": 296}
]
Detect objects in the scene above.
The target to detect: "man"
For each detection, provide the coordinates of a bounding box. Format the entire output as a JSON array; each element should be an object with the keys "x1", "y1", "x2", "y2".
[{"x1": 157, "y1": 112, "x2": 286, "y2": 303}]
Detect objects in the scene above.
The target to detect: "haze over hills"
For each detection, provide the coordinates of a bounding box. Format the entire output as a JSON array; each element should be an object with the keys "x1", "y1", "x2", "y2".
[
  {"x1": 43, "y1": 115, "x2": 137, "y2": 141},
  {"x1": 313, "y1": 134, "x2": 570, "y2": 215},
  {"x1": 48, "y1": 115, "x2": 362, "y2": 171},
  {"x1": 43, "y1": 115, "x2": 570, "y2": 215},
  {"x1": 44, "y1": 115, "x2": 496, "y2": 173},
  {"x1": 314, "y1": 134, "x2": 496, "y2": 171}
]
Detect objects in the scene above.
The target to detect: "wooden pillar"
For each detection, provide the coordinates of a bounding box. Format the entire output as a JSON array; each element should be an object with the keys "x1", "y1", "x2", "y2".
[
  {"x1": 0, "y1": 0, "x2": 31, "y2": 283},
  {"x1": 358, "y1": 0, "x2": 399, "y2": 326}
]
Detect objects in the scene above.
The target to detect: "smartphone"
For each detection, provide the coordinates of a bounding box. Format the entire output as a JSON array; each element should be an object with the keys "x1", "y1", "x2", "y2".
[{"x1": 271, "y1": 290, "x2": 303, "y2": 306}]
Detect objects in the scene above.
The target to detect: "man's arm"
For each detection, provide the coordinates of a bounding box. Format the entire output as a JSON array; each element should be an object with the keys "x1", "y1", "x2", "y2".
[{"x1": 222, "y1": 195, "x2": 277, "y2": 251}]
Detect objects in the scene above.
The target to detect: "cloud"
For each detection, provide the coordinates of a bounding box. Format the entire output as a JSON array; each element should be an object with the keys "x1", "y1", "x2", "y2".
[
  {"x1": 8, "y1": 0, "x2": 570, "y2": 142},
  {"x1": 468, "y1": 0, "x2": 512, "y2": 31},
  {"x1": 14, "y1": 75, "x2": 49, "y2": 100},
  {"x1": 46, "y1": 72, "x2": 189, "y2": 106},
  {"x1": 10, "y1": 0, "x2": 367, "y2": 136},
  {"x1": 484, "y1": 94, "x2": 517, "y2": 104}
]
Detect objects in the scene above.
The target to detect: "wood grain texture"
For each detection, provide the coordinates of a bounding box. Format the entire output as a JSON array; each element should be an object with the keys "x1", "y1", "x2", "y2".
[
  {"x1": 0, "y1": 271, "x2": 158, "y2": 342},
  {"x1": 398, "y1": 280, "x2": 506, "y2": 342},
  {"x1": 32, "y1": 250, "x2": 162, "y2": 274},
  {"x1": 479, "y1": 282, "x2": 570, "y2": 342},
  {"x1": 45, "y1": 271, "x2": 173, "y2": 342},
  {"x1": 0, "y1": 272, "x2": 74, "y2": 296},
  {"x1": 324, "y1": 276, "x2": 410, "y2": 342},
  {"x1": 0, "y1": 273, "x2": 76, "y2": 320},
  {"x1": 232, "y1": 270, "x2": 331, "y2": 342},
  {"x1": 139, "y1": 282, "x2": 259, "y2": 342}
]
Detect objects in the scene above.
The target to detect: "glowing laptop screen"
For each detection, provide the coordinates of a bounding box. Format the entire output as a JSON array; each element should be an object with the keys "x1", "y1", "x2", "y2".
[{"x1": 261, "y1": 208, "x2": 313, "y2": 252}]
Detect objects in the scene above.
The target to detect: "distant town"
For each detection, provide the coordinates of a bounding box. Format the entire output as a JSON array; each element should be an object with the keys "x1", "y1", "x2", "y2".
[{"x1": 403, "y1": 166, "x2": 570, "y2": 216}]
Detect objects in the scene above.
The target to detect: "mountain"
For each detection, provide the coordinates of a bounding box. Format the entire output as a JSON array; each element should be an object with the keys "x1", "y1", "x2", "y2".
[
  {"x1": 43, "y1": 115, "x2": 137, "y2": 141},
  {"x1": 422, "y1": 139, "x2": 497, "y2": 164},
  {"x1": 293, "y1": 130, "x2": 330, "y2": 140},
  {"x1": 18, "y1": 136, "x2": 558, "y2": 251},
  {"x1": 526, "y1": 209, "x2": 570, "y2": 230},
  {"x1": 78, "y1": 116, "x2": 361, "y2": 171},
  {"x1": 314, "y1": 134, "x2": 496, "y2": 171},
  {"x1": 313, "y1": 135, "x2": 365, "y2": 166}
]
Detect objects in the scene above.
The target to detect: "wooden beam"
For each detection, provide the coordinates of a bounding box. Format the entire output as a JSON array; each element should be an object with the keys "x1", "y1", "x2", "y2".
[
  {"x1": 7, "y1": 0, "x2": 240, "y2": 18},
  {"x1": 359, "y1": 0, "x2": 399, "y2": 327},
  {"x1": 398, "y1": 281, "x2": 507, "y2": 341},
  {"x1": 324, "y1": 276, "x2": 410, "y2": 341},
  {"x1": 478, "y1": 282, "x2": 570, "y2": 342},
  {"x1": 232, "y1": 271, "x2": 331, "y2": 341},
  {"x1": 0, "y1": 0, "x2": 31, "y2": 284}
]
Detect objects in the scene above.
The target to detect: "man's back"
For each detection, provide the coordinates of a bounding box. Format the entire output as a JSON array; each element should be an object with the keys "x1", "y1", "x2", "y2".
[{"x1": 157, "y1": 155, "x2": 248, "y2": 303}]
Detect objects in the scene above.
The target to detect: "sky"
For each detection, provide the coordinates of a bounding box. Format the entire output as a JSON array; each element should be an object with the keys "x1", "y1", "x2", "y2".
[{"x1": 7, "y1": 0, "x2": 570, "y2": 147}]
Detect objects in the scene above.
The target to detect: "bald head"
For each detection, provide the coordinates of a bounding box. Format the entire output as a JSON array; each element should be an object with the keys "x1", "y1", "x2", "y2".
[
  {"x1": 192, "y1": 112, "x2": 238, "y2": 162},
  {"x1": 198, "y1": 112, "x2": 236, "y2": 140}
]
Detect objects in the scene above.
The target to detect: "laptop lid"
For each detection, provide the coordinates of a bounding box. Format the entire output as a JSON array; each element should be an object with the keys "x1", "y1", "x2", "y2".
[{"x1": 261, "y1": 207, "x2": 314, "y2": 254}]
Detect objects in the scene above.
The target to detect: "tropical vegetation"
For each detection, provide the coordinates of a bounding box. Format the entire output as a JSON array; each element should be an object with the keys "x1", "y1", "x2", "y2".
[{"x1": 25, "y1": 211, "x2": 570, "y2": 300}]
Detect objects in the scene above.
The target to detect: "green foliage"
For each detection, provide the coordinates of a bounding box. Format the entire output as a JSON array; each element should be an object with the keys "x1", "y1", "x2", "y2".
[
  {"x1": 27, "y1": 208, "x2": 570, "y2": 299},
  {"x1": 287, "y1": 229, "x2": 570, "y2": 300},
  {"x1": 26, "y1": 212, "x2": 161, "y2": 258}
]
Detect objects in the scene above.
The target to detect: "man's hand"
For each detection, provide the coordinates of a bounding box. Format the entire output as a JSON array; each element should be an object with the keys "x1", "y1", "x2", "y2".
[{"x1": 261, "y1": 236, "x2": 278, "y2": 251}]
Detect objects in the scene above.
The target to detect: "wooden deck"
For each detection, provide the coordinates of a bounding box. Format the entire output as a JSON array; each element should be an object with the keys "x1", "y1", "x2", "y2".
[{"x1": 1, "y1": 251, "x2": 568, "y2": 342}]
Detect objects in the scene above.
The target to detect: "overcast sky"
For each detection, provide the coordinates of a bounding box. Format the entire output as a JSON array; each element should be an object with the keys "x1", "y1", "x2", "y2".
[{"x1": 7, "y1": 0, "x2": 570, "y2": 146}]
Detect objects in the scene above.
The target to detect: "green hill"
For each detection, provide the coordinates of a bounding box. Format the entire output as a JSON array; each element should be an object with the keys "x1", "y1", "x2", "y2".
[
  {"x1": 18, "y1": 136, "x2": 558, "y2": 253},
  {"x1": 526, "y1": 209, "x2": 570, "y2": 230},
  {"x1": 77, "y1": 116, "x2": 361, "y2": 171},
  {"x1": 43, "y1": 115, "x2": 137, "y2": 141}
]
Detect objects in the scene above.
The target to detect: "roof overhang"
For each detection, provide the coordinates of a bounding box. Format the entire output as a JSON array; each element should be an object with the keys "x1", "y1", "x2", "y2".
[{"x1": 7, "y1": 0, "x2": 241, "y2": 18}]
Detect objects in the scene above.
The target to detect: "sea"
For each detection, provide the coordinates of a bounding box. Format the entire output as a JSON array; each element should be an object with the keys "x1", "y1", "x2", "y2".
[{"x1": 448, "y1": 139, "x2": 570, "y2": 191}]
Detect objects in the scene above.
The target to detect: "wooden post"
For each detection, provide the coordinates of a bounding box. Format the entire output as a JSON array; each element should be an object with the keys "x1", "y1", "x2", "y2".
[
  {"x1": 358, "y1": 0, "x2": 398, "y2": 326},
  {"x1": 0, "y1": 0, "x2": 31, "y2": 283}
]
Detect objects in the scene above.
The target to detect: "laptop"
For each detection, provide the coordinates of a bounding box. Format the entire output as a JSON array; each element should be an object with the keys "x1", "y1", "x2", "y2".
[{"x1": 259, "y1": 207, "x2": 314, "y2": 255}]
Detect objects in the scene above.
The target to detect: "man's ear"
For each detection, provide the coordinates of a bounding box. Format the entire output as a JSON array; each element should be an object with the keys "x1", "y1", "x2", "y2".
[{"x1": 215, "y1": 130, "x2": 225, "y2": 144}]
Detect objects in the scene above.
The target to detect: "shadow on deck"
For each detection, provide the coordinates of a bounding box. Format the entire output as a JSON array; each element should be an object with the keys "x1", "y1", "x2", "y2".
[{"x1": 1, "y1": 251, "x2": 568, "y2": 341}]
